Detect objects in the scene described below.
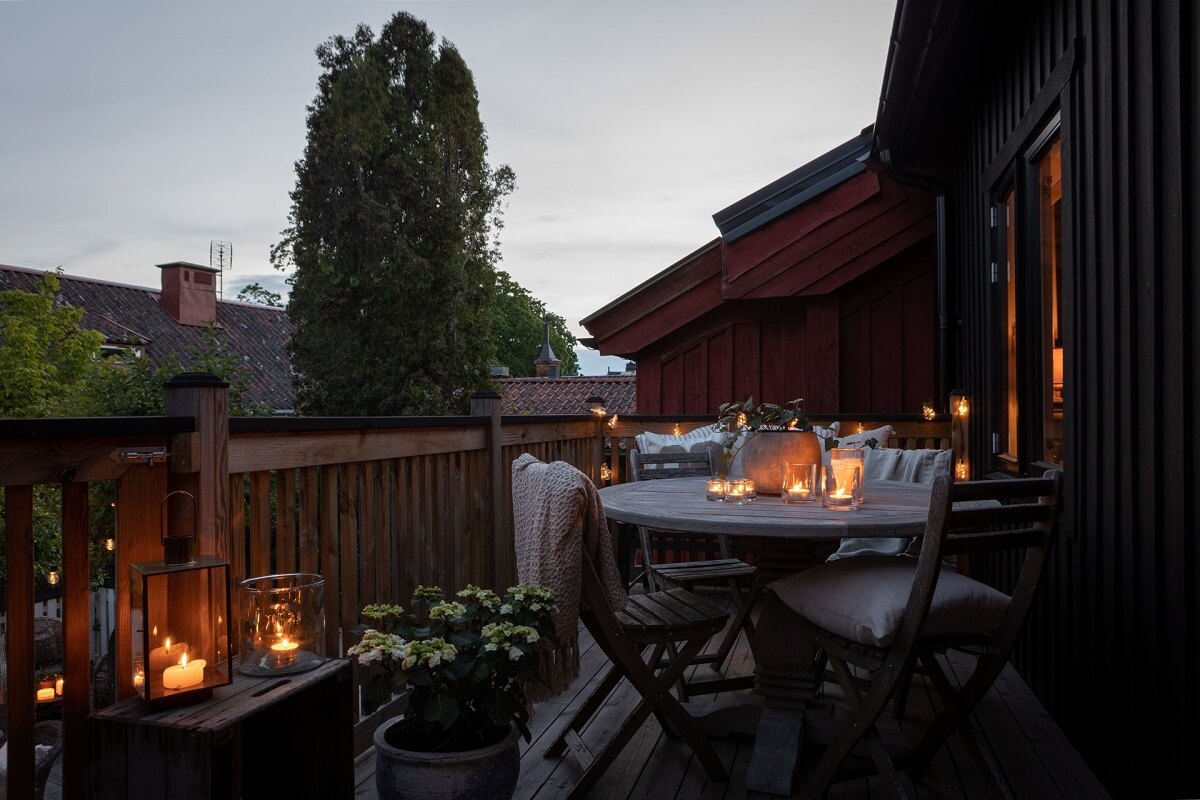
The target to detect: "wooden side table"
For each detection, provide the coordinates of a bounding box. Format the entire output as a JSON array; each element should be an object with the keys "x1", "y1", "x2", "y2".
[{"x1": 89, "y1": 658, "x2": 353, "y2": 800}]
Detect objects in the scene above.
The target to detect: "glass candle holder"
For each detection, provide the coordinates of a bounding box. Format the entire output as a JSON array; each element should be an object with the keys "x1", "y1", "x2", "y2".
[
  {"x1": 823, "y1": 464, "x2": 862, "y2": 511},
  {"x1": 782, "y1": 463, "x2": 819, "y2": 503},
  {"x1": 830, "y1": 448, "x2": 866, "y2": 504},
  {"x1": 239, "y1": 573, "x2": 327, "y2": 676},
  {"x1": 725, "y1": 479, "x2": 750, "y2": 504},
  {"x1": 742, "y1": 479, "x2": 757, "y2": 502},
  {"x1": 706, "y1": 477, "x2": 728, "y2": 502}
]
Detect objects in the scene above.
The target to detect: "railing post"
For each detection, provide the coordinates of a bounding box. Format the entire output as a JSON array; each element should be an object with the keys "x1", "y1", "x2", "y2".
[
  {"x1": 61, "y1": 481, "x2": 90, "y2": 800},
  {"x1": 470, "y1": 391, "x2": 508, "y2": 588},
  {"x1": 5, "y1": 485, "x2": 36, "y2": 800},
  {"x1": 164, "y1": 373, "x2": 230, "y2": 558},
  {"x1": 587, "y1": 396, "x2": 606, "y2": 486}
]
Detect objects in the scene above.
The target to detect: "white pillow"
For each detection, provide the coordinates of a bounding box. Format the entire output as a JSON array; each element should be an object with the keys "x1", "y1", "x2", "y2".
[
  {"x1": 835, "y1": 424, "x2": 894, "y2": 449},
  {"x1": 862, "y1": 447, "x2": 952, "y2": 483},
  {"x1": 635, "y1": 424, "x2": 733, "y2": 471}
]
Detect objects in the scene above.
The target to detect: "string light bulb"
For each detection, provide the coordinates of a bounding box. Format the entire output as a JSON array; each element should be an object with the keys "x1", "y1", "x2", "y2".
[
  {"x1": 600, "y1": 464, "x2": 612, "y2": 483},
  {"x1": 922, "y1": 400, "x2": 936, "y2": 421},
  {"x1": 104, "y1": 536, "x2": 116, "y2": 552},
  {"x1": 47, "y1": 566, "x2": 61, "y2": 586},
  {"x1": 956, "y1": 396, "x2": 969, "y2": 416}
]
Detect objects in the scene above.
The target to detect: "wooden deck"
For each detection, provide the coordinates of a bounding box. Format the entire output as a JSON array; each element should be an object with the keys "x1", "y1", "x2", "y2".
[{"x1": 353, "y1": 591, "x2": 1108, "y2": 799}]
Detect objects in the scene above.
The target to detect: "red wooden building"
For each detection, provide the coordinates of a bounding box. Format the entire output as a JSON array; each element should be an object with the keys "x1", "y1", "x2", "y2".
[{"x1": 581, "y1": 128, "x2": 937, "y2": 416}]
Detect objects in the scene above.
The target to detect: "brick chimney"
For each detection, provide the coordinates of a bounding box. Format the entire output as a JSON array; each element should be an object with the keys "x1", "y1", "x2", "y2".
[
  {"x1": 158, "y1": 262, "x2": 218, "y2": 326},
  {"x1": 534, "y1": 320, "x2": 561, "y2": 378}
]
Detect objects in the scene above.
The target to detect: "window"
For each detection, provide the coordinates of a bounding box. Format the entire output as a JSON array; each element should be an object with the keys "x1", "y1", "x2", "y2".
[{"x1": 991, "y1": 114, "x2": 1065, "y2": 472}]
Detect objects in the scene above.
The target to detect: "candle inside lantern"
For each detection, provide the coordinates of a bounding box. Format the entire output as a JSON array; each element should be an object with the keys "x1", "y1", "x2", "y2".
[
  {"x1": 270, "y1": 636, "x2": 300, "y2": 668},
  {"x1": 742, "y1": 479, "x2": 757, "y2": 502},
  {"x1": 705, "y1": 478, "x2": 727, "y2": 502},
  {"x1": 133, "y1": 663, "x2": 146, "y2": 689},
  {"x1": 148, "y1": 634, "x2": 189, "y2": 674},
  {"x1": 822, "y1": 464, "x2": 861, "y2": 511},
  {"x1": 830, "y1": 448, "x2": 866, "y2": 505},
  {"x1": 725, "y1": 479, "x2": 747, "y2": 503},
  {"x1": 162, "y1": 653, "x2": 206, "y2": 690},
  {"x1": 37, "y1": 687, "x2": 55, "y2": 702},
  {"x1": 55, "y1": 677, "x2": 64, "y2": 696}
]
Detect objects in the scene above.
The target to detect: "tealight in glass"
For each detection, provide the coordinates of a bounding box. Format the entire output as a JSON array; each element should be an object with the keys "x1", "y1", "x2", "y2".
[
  {"x1": 822, "y1": 464, "x2": 862, "y2": 511},
  {"x1": 705, "y1": 477, "x2": 728, "y2": 502},
  {"x1": 782, "y1": 463, "x2": 819, "y2": 504}
]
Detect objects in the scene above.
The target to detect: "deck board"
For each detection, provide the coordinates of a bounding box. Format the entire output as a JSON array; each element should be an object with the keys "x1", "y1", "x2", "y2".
[{"x1": 351, "y1": 588, "x2": 1105, "y2": 800}]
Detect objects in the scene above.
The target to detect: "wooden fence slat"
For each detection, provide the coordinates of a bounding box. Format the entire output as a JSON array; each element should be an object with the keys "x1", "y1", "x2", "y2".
[
  {"x1": 228, "y1": 474, "x2": 246, "y2": 595},
  {"x1": 278, "y1": 468, "x2": 297, "y2": 574},
  {"x1": 300, "y1": 466, "x2": 319, "y2": 576},
  {"x1": 228, "y1": 427, "x2": 487, "y2": 473},
  {"x1": 375, "y1": 460, "x2": 391, "y2": 601},
  {"x1": 5, "y1": 485, "x2": 36, "y2": 800},
  {"x1": 61, "y1": 481, "x2": 90, "y2": 800},
  {"x1": 359, "y1": 461, "x2": 378, "y2": 605},
  {"x1": 319, "y1": 464, "x2": 340, "y2": 658},
  {"x1": 338, "y1": 463, "x2": 359, "y2": 653},
  {"x1": 249, "y1": 471, "x2": 272, "y2": 578}
]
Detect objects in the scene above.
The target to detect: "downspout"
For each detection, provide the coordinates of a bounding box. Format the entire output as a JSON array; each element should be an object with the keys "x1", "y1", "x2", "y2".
[{"x1": 875, "y1": 149, "x2": 952, "y2": 411}]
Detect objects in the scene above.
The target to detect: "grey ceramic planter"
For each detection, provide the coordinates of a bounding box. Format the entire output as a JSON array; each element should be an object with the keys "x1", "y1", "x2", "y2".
[{"x1": 374, "y1": 718, "x2": 520, "y2": 800}]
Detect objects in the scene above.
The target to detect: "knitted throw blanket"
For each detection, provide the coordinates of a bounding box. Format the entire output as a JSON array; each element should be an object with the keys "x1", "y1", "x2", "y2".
[{"x1": 511, "y1": 453, "x2": 626, "y2": 699}]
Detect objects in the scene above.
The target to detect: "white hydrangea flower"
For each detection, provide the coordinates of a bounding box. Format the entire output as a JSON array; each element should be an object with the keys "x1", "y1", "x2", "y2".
[{"x1": 499, "y1": 604, "x2": 513, "y2": 615}]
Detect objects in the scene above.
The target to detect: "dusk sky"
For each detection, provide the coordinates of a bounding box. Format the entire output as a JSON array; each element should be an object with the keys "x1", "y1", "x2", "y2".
[{"x1": 1, "y1": 0, "x2": 894, "y2": 374}]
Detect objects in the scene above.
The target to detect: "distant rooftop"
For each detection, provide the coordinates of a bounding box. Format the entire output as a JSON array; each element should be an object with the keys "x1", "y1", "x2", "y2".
[{"x1": 495, "y1": 375, "x2": 636, "y2": 416}]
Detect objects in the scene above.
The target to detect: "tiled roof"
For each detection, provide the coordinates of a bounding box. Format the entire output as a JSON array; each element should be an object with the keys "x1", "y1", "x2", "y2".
[
  {"x1": 0, "y1": 265, "x2": 294, "y2": 412},
  {"x1": 496, "y1": 375, "x2": 636, "y2": 416}
]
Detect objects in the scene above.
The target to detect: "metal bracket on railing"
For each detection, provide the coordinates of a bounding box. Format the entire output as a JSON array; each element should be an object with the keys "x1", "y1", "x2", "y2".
[{"x1": 112, "y1": 448, "x2": 170, "y2": 465}]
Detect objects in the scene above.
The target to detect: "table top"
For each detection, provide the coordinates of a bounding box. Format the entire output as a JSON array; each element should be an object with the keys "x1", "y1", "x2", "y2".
[{"x1": 599, "y1": 478, "x2": 934, "y2": 539}]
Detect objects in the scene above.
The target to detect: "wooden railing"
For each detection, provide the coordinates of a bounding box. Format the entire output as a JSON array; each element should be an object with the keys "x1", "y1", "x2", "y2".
[
  {"x1": 0, "y1": 415, "x2": 195, "y2": 800},
  {"x1": 0, "y1": 379, "x2": 969, "y2": 795}
]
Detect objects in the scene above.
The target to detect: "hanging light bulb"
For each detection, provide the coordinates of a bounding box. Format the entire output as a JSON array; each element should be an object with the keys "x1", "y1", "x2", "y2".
[
  {"x1": 47, "y1": 566, "x2": 61, "y2": 586},
  {"x1": 956, "y1": 396, "x2": 969, "y2": 416},
  {"x1": 922, "y1": 400, "x2": 937, "y2": 421},
  {"x1": 104, "y1": 536, "x2": 116, "y2": 552}
]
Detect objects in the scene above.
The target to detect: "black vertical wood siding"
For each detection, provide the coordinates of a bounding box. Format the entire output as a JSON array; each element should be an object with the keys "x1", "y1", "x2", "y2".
[{"x1": 941, "y1": 1, "x2": 1199, "y2": 795}]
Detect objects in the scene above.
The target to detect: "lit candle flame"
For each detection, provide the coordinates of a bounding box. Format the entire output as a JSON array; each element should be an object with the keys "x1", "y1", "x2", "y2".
[{"x1": 180, "y1": 652, "x2": 188, "y2": 668}]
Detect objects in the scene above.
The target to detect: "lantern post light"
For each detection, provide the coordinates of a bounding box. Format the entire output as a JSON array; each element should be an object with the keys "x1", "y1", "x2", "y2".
[
  {"x1": 950, "y1": 390, "x2": 971, "y2": 481},
  {"x1": 130, "y1": 490, "x2": 232, "y2": 706}
]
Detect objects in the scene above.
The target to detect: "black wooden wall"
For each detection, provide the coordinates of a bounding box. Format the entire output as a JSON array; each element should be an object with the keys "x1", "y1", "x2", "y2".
[{"x1": 941, "y1": 1, "x2": 1199, "y2": 795}]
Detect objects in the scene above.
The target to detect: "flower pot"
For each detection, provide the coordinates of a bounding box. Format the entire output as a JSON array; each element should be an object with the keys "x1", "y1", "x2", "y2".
[
  {"x1": 729, "y1": 430, "x2": 822, "y2": 494},
  {"x1": 374, "y1": 717, "x2": 520, "y2": 800}
]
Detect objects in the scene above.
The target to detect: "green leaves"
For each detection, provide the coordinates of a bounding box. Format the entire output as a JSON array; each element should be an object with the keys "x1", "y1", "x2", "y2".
[
  {"x1": 278, "y1": 12, "x2": 515, "y2": 415},
  {"x1": 422, "y1": 695, "x2": 460, "y2": 729}
]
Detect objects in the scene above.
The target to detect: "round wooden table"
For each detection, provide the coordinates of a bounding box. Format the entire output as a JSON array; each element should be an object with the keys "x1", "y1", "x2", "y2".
[
  {"x1": 599, "y1": 477, "x2": 934, "y2": 539},
  {"x1": 599, "y1": 476, "x2": 936, "y2": 796}
]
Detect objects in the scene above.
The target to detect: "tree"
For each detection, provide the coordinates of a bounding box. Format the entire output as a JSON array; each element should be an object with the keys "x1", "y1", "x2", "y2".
[
  {"x1": 491, "y1": 271, "x2": 578, "y2": 376},
  {"x1": 0, "y1": 276, "x2": 268, "y2": 589},
  {"x1": 236, "y1": 282, "x2": 283, "y2": 307},
  {"x1": 274, "y1": 14, "x2": 515, "y2": 415},
  {"x1": 0, "y1": 272, "x2": 106, "y2": 416}
]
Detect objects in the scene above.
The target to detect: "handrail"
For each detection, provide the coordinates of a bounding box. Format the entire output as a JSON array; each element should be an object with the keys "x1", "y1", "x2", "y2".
[{"x1": 0, "y1": 416, "x2": 195, "y2": 439}]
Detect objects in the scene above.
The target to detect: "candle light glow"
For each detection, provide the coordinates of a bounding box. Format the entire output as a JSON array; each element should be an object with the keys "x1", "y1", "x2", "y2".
[
  {"x1": 162, "y1": 653, "x2": 206, "y2": 690},
  {"x1": 37, "y1": 687, "x2": 55, "y2": 702}
]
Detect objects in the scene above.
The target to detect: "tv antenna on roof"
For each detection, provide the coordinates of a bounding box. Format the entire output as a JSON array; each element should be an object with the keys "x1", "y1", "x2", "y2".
[{"x1": 210, "y1": 241, "x2": 232, "y2": 298}]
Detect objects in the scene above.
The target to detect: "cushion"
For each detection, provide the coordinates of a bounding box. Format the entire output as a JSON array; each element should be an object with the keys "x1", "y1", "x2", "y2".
[
  {"x1": 636, "y1": 424, "x2": 734, "y2": 471},
  {"x1": 827, "y1": 447, "x2": 951, "y2": 562},
  {"x1": 769, "y1": 556, "x2": 1012, "y2": 648},
  {"x1": 835, "y1": 424, "x2": 894, "y2": 450}
]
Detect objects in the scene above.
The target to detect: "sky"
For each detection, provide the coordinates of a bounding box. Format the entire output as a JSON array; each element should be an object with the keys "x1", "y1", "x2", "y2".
[{"x1": 0, "y1": 0, "x2": 895, "y2": 375}]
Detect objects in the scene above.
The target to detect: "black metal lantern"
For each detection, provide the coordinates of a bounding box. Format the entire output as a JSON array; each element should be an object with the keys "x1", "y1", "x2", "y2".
[{"x1": 130, "y1": 491, "x2": 232, "y2": 705}]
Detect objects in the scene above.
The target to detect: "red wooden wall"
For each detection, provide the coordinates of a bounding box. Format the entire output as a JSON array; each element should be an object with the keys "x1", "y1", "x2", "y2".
[{"x1": 635, "y1": 240, "x2": 935, "y2": 416}]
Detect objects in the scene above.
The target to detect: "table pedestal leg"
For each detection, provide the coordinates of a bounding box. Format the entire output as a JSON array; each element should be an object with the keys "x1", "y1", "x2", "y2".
[{"x1": 744, "y1": 590, "x2": 820, "y2": 796}]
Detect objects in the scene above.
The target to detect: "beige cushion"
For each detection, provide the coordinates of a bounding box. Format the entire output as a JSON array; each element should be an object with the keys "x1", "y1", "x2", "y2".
[
  {"x1": 769, "y1": 557, "x2": 1011, "y2": 648},
  {"x1": 835, "y1": 424, "x2": 894, "y2": 449},
  {"x1": 636, "y1": 424, "x2": 733, "y2": 471}
]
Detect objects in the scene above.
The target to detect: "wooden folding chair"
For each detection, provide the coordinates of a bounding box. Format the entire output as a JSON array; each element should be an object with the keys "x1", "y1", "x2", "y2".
[
  {"x1": 767, "y1": 471, "x2": 1061, "y2": 799},
  {"x1": 628, "y1": 450, "x2": 759, "y2": 686},
  {"x1": 545, "y1": 545, "x2": 731, "y2": 799}
]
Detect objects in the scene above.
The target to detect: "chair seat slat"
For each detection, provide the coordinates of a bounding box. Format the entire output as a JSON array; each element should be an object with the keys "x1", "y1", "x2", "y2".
[{"x1": 949, "y1": 503, "x2": 1053, "y2": 528}]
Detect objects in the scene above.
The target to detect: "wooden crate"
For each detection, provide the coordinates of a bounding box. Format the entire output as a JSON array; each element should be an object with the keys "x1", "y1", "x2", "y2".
[{"x1": 89, "y1": 659, "x2": 353, "y2": 799}]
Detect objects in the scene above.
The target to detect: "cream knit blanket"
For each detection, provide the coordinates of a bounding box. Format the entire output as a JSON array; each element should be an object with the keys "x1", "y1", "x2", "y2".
[{"x1": 511, "y1": 453, "x2": 626, "y2": 699}]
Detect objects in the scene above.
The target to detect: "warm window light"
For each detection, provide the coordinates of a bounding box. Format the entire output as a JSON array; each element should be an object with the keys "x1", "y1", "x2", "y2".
[
  {"x1": 47, "y1": 566, "x2": 60, "y2": 586},
  {"x1": 922, "y1": 400, "x2": 937, "y2": 421}
]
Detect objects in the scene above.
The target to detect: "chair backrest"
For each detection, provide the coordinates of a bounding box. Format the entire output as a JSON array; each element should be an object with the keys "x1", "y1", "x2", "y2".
[
  {"x1": 890, "y1": 470, "x2": 1063, "y2": 659},
  {"x1": 628, "y1": 450, "x2": 715, "y2": 482}
]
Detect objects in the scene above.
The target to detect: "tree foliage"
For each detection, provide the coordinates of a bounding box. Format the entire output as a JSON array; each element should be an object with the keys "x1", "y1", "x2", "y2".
[
  {"x1": 275, "y1": 14, "x2": 515, "y2": 415},
  {"x1": 0, "y1": 273, "x2": 106, "y2": 416},
  {"x1": 491, "y1": 271, "x2": 578, "y2": 377},
  {"x1": 236, "y1": 282, "x2": 283, "y2": 308},
  {"x1": 0, "y1": 275, "x2": 267, "y2": 589}
]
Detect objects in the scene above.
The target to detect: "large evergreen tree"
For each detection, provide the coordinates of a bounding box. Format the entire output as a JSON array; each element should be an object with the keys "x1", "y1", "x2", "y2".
[
  {"x1": 491, "y1": 271, "x2": 579, "y2": 377},
  {"x1": 274, "y1": 15, "x2": 514, "y2": 415}
]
